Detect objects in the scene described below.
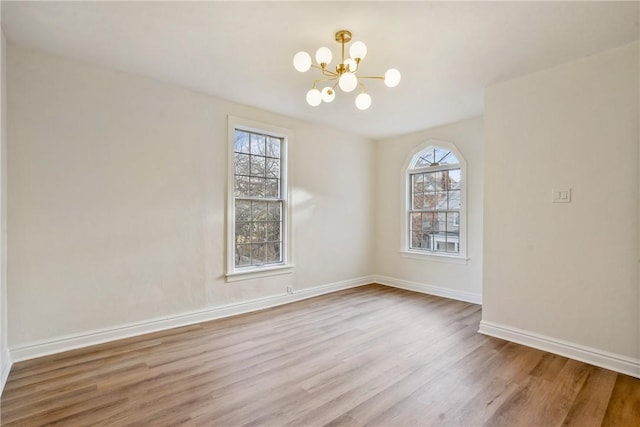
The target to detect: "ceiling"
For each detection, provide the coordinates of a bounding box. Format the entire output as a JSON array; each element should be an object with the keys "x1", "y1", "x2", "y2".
[{"x1": 2, "y1": 1, "x2": 639, "y2": 140}]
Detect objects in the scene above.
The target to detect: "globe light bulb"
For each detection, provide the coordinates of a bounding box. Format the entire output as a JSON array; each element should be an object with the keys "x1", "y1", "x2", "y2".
[
  {"x1": 321, "y1": 87, "x2": 335, "y2": 103},
  {"x1": 384, "y1": 68, "x2": 401, "y2": 87},
  {"x1": 355, "y1": 93, "x2": 372, "y2": 110},
  {"x1": 338, "y1": 72, "x2": 358, "y2": 93},
  {"x1": 349, "y1": 41, "x2": 367, "y2": 60},
  {"x1": 344, "y1": 57, "x2": 357, "y2": 72},
  {"x1": 293, "y1": 51, "x2": 312, "y2": 72},
  {"x1": 315, "y1": 47, "x2": 332, "y2": 65},
  {"x1": 306, "y1": 88, "x2": 322, "y2": 106}
]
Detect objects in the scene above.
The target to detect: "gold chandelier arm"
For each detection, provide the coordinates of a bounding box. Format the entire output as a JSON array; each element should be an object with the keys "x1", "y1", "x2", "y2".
[
  {"x1": 357, "y1": 76, "x2": 385, "y2": 80},
  {"x1": 313, "y1": 76, "x2": 339, "y2": 88},
  {"x1": 311, "y1": 64, "x2": 338, "y2": 78},
  {"x1": 321, "y1": 69, "x2": 339, "y2": 78},
  {"x1": 352, "y1": 58, "x2": 361, "y2": 74}
]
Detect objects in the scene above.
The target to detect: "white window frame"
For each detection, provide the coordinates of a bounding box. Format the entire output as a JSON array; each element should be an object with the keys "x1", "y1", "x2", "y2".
[
  {"x1": 400, "y1": 139, "x2": 468, "y2": 264},
  {"x1": 226, "y1": 116, "x2": 294, "y2": 282}
]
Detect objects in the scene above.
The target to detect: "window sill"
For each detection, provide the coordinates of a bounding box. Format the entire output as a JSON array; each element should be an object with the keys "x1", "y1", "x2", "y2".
[
  {"x1": 400, "y1": 251, "x2": 469, "y2": 265},
  {"x1": 226, "y1": 264, "x2": 295, "y2": 282}
]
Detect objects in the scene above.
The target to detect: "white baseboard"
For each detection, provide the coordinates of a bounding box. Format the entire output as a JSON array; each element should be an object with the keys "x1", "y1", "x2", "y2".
[
  {"x1": 9, "y1": 276, "x2": 637, "y2": 385},
  {"x1": 10, "y1": 276, "x2": 374, "y2": 363},
  {"x1": 479, "y1": 320, "x2": 640, "y2": 379},
  {"x1": 373, "y1": 275, "x2": 482, "y2": 305},
  {"x1": 0, "y1": 348, "x2": 11, "y2": 396}
]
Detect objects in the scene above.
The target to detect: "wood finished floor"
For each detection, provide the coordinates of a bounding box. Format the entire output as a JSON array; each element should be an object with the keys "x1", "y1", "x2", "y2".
[{"x1": 2, "y1": 284, "x2": 639, "y2": 426}]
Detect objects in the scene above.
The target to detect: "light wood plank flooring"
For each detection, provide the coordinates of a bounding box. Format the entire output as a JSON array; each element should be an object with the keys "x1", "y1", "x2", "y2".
[{"x1": 2, "y1": 284, "x2": 639, "y2": 426}]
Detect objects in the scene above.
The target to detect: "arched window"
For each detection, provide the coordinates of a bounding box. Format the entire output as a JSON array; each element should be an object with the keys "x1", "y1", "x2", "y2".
[{"x1": 403, "y1": 141, "x2": 467, "y2": 260}]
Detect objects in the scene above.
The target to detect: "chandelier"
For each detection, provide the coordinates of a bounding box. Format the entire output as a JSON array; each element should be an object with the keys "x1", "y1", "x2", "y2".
[{"x1": 293, "y1": 30, "x2": 401, "y2": 110}]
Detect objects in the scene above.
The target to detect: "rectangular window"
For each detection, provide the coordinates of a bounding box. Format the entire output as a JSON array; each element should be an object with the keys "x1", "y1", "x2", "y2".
[
  {"x1": 409, "y1": 169, "x2": 460, "y2": 254},
  {"x1": 234, "y1": 129, "x2": 283, "y2": 267},
  {"x1": 227, "y1": 117, "x2": 292, "y2": 280}
]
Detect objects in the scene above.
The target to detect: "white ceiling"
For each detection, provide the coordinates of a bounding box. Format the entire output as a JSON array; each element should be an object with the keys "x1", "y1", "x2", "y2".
[{"x1": 2, "y1": 1, "x2": 639, "y2": 139}]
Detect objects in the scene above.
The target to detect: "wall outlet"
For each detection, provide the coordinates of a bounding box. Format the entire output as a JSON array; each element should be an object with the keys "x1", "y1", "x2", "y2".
[
  {"x1": 552, "y1": 188, "x2": 571, "y2": 203},
  {"x1": 286, "y1": 286, "x2": 293, "y2": 295}
]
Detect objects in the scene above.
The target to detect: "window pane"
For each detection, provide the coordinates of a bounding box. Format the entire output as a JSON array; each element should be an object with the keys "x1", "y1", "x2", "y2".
[
  {"x1": 251, "y1": 244, "x2": 266, "y2": 264},
  {"x1": 425, "y1": 234, "x2": 433, "y2": 250},
  {"x1": 236, "y1": 244, "x2": 251, "y2": 266},
  {"x1": 236, "y1": 222, "x2": 250, "y2": 244},
  {"x1": 411, "y1": 147, "x2": 460, "y2": 170},
  {"x1": 266, "y1": 158, "x2": 280, "y2": 179},
  {"x1": 268, "y1": 202, "x2": 281, "y2": 221},
  {"x1": 436, "y1": 192, "x2": 448, "y2": 209},
  {"x1": 424, "y1": 192, "x2": 437, "y2": 210},
  {"x1": 265, "y1": 179, "x2": 279, "y2": 198},
  {"x1": 447, "y1": 212, "x2": 460, "y2": 234},
  {"x1": 414, "y1": 157, "x2": 430, "y2": 167},
  {"x1": 251, "y1": 134, "x2": 266, "y2": 155},
  {"x1": 419, "y1": 228, "x2": 433, "y2": 250},
  {"x1": 444, "y1": 215, "x2": 459, "y2": 253},
  {"x1": 249, "y1": 177, "x2": 265, "y2": 197},
  {"x1": 234, "y1": 175, "x2": 250, "y2": 197},
  {"x1": 235, "y1": 153, "x2": 250, "y2": 176},
  {"x1": 251, "y1": 201, "x2": 268, "y2": 221},
  {"x1": 440, "y1": 170, "x2": 451, "y2": 190},
  {"x1": 235, "y1": 200, "x2": 251, "y2": 222},
  {"x1": 266, "y1": 137, "x2": 281, "y2": 158},
  {"x1": 434, "y1": 172, "x2": 447, "y2": 191},
  {"x1": 250, "y1": 222, "x2": 267, "y2": 242},
  {"x1": 448, "y1": 190, "x2": 460, "y2": 209},
  {"x1": 410, "y1": 229, "x2": 423, "y2": 249},
  {"x1": 435, "y1": 212, "x2": 447, "y2": 232},
  {"x1": 266, "y1": 242, "x2": 281, "y2": 263},
  {"x1": 250, "y1": 155, "x2": 266, "y2": 176},
  {"x1": 434, "y1": 147, "x2": 454, "y2": 164},
  {"x1": 412, "y1": 193, "x2": 424, "y2": 210},
  {"x1": 448, "y1": 169, "x2": 461, "y2": 190},
  {"x1": 421, "y1": 212, "x2": 434, "y2": 233},
  {"x1": 411, "y1": 212, "x2": 422, "y2": 230},
  {"x1": 424, "y1": 173, "x2": 436, "y2": 192},
  {"x1": 416, "y1": 150, "x2": 434, "y2": 167},
  {"x1": 412, "y1": 174, "x2": 424, "y2": 194},
  {"x1": 266, "y1": 221, "x2": 281, "y2": 242},
  {"x1": 234, "y1": 131, "x2": 250, "y2": 154}
]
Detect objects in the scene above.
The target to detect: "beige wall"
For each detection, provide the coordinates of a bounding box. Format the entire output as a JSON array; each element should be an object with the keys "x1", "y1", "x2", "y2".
[
  {"x1": 374, "y1": 117, "x2": 484, "y2": 300},
  {"x1": 483, "y1": 41, "x2": 639, "y2": 359},
  {"x1": 7, "y1": 44, "x2": 375, "y2": 346},
  {"x1": 6, "y1": 33, "x2": 638, "y2": 376}
]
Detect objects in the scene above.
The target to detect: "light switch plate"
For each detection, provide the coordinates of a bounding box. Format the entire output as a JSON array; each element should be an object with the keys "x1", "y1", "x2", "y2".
[{"x1": 552, "y1": 188, "x2": 571, "y2": 203}]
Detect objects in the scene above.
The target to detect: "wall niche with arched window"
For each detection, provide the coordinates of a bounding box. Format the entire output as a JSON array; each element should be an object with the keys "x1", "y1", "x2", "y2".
[{"x1": 402, "y1": 141, "x2": 467, "y2": 261}]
